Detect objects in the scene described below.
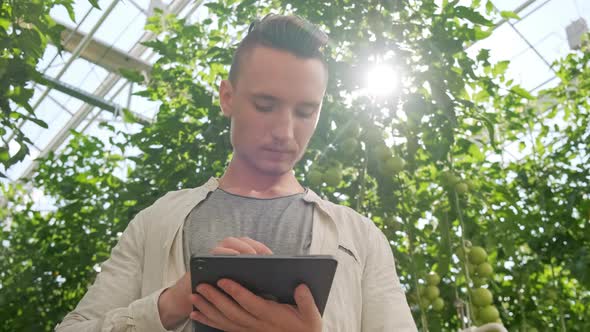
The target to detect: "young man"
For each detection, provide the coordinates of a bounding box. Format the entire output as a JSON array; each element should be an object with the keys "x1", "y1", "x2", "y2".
[{"x1": 56, "y1": 15, "x2": 417, "y2": 332}]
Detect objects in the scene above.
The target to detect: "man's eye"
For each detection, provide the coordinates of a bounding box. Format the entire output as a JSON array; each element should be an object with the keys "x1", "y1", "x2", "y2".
[
  {"x1": 255, "y1": 105, "x2": 273, "y2": 112},
  {"x1": 296, "y1": 109, "x2": 315, "y2": 118}
]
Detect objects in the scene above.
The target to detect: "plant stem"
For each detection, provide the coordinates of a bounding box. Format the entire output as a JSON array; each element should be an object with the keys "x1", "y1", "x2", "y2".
[
  {"x1": 396, "y1": 174, "x2": 429, "y2": 332},
  {"x1": 356, "y1": 145, "x2": 369, "y2": 211},
  {"x1": 452, "y1": 189, "x2": 474, "y2": 326}
]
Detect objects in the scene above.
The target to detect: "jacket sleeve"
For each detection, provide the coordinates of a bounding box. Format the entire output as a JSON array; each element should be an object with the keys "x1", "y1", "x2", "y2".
[
  {"x1": 55, "y1": 210, "x2": 171, "y2": 332},
  {"x1": 361, "y1": 223, "x2": 418, "y2": 332}
]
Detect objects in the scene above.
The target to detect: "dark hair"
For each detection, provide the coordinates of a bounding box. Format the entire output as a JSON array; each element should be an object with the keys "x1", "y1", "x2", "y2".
[{"x1": 228, "y1": 14, "x2": 329, "y2": 84}]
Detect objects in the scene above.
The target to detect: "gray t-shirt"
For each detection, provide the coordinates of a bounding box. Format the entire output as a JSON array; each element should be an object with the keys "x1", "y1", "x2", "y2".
[{"x1": 183, "y1": 188, "x2": 314, "y2": 269}]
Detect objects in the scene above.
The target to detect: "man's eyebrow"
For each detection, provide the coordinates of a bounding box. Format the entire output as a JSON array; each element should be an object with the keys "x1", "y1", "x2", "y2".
[
  {"x1": 251, "y1": 93, "x2": 321, "y2": 108},
  {"x1": 251, "y1": 93, "x2": 279, "y2": 102},
  {"x1": 299, "y1": 101, "x2": 321, "y2": 109}
]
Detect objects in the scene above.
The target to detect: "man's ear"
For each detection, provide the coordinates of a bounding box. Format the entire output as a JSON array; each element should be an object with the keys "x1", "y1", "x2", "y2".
[{"x1": 219, "y1": 80, "x2": 234, "y2": 118}]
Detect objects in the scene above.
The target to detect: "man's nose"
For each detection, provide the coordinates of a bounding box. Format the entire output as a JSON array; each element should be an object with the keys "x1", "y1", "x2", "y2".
[{"x1": 270, "y1": 108, "x2": 295, "y2": 143}]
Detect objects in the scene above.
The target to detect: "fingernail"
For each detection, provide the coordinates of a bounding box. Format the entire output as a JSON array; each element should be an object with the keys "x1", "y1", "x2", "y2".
[
  {"x1": 297, "y1": 285, "x2": 308, "y2": 298},
  {"x1": 217, "y1": 279, "x2": 229, "y2": 290}
]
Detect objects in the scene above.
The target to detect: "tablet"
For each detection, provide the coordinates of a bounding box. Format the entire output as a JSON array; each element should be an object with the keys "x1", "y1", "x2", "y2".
[{"x1": 190, "y1": 254, "x2": 338, "y2": 331}]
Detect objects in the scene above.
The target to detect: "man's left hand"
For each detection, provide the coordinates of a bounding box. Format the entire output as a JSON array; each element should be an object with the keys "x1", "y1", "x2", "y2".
[{"x1": 190, "y1": 279, "x2": 322, "y2": 332}]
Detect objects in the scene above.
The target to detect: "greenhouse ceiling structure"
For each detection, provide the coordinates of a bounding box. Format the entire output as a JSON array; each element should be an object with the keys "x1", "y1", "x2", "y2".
[{"x1": 2, "y1": 0, "x2": 589, "y2": 183}]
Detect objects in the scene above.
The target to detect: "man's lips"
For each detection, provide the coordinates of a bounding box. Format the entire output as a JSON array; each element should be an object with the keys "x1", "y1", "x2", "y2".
[{"x1": 263, "y1": 148, "x2": 293, "y2": 154}]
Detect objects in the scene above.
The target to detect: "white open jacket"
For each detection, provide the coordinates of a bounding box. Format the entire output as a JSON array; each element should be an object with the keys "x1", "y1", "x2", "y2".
[{"x1": 56, "y1": 178, "x2": 417, "y2": 332}]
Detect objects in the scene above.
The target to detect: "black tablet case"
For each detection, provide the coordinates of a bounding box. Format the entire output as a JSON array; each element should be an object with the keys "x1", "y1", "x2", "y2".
[{"x1": 190, "y1": 255, "x2": 338, "y2": 332}]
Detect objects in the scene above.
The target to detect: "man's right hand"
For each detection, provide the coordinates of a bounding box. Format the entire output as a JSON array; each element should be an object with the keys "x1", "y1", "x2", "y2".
[
  {"x1": 158, "y1": 237, "x2": 273, "y2": 329},
  {"x1": 210, "y1": 236, "x2": 273, "y2": 256}
]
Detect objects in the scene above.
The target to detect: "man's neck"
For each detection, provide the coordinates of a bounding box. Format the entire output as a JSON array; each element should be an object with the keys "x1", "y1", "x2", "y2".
[{"x1": 218, "y1": 157, "x2": 305, "y2": 199}]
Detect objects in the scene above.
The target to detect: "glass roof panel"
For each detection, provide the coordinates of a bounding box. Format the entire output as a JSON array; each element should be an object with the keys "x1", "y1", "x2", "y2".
[
  {"x1": 90, "y1": 1, "x2": 146, "y2": 52},
  {"x1": 505, "y1": 47, "x2": 554, "y2": 91},
  {"x1": 466, "y1": 23, "x2": 530, "y2": 63},
  {"x1": 514, "y1": 0, "x2": 589, "y2": 64}
]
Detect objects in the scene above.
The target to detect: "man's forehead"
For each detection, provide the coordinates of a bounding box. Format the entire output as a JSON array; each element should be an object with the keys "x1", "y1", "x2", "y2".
[{"x1": 236, "y1": 46, "x2": 327, "y2": 102}]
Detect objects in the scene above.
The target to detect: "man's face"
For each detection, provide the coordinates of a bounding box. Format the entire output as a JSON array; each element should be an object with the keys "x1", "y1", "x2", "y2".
[{"x1": 219, "y1": 46, "x2": 327, "y2": 176}]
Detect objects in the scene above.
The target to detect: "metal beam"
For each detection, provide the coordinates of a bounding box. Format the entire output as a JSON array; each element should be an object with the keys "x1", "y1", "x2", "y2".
[
  {"x1": 54, "y1": 20, "x2": 152, "y2": 75},
  {"x1": 35, "y1": 73, "x2": 151, "y2": 124}
]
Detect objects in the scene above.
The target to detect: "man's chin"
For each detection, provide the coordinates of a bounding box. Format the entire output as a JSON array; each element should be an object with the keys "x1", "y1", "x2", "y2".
[{"x1": 256, "y1": 161, "x2": 294, "y2": 176}]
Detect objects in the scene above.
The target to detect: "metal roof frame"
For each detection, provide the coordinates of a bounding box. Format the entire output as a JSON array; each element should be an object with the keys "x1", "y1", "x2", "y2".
[{"x1": 18, "y1": 0, "x2": 198, "y2": 180}]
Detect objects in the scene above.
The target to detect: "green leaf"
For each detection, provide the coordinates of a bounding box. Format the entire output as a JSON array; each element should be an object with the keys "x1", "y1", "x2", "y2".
[
  {"x1": 0, "y1": 147, "x2": 9, "y2": 162},
  {"x1": 510, "y1": 86, "x2": 534, "y2": 100},
  {"x1": 476, "y1": 49, "x2": 490, "y2": 63},
  {"x1": 473, "y1": 113, "x2": 498, "y2": 149},
  {"x1": 64, "y1": 3, "x2": 76, "y2": 22},
  {"x1": 0, "y1": 18, "x2": 10, "y2": 31},
  {"x1": 454, "y1": 6, "x2": 493, "y2": 26},
  {"x1": 237, "y1": 0, "x2": 257, "y2": 10},
  {"x1": 88, "y1": 0, "x2": 101, "y2": 9},
  {"x1": 119, "y1": 68, "x2": 144, "y2": 83},
  {"x1": 474, "y1": 26, "x2": 493, "y2": 40},
  {"x1": 122, "y1": 109, "x2": 138, "y2": 123},
  {"x1": 468, "y1": 143, "x2": 485, "y2": 162},
  {"x1": 500, "y1": 10, "x2": 520, "y2": 20},
  {"x1": 492, "y1": 60, "x2": 510, "y2": 76},
  {"x1": 26, "y1": 115, "x2": 49, "y2": 129},
  {"x1": 7, "y1": 142, "x2": 28, "y2": 166},
  {"x1": 204, "y1": 3, "x2": 225, "y2": 13},
  {"x1": 485, "y1": 0, "x2": 494, "y2": 14}
]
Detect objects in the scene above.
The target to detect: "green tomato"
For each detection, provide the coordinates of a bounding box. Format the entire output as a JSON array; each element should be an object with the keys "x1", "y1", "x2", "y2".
[
  {"x1": 384, "y1": 217, "x2": 403, "y2": 232},
  {"x1": 469, "y1": 246, "x2": 488, "y2": 265},
  {"x1": 389, "y1": 156, "x2": 405, "y2": 173},
  {"x1": 343, "y1": 122, "x2": 361, "y2": 138},
  {"x1": 470, "y1": 303, "x2": 479, "y2": 319},
  {"x1": 374, "y1": 145, "x2": 391, "y2": 161},
  {"x1": 478, "y1": 305, "x2": 500, "y2": 323},
  {"x1": 440, "y1": 171, "x2": 460, "y2": 186},
  {"x1": 363, "y1": 128, "x2": 383, "y2": 144},
  {"x1": 307, "y1": 170, "x2": 323, "y2": 187},
  {"x1": 477, "y1": 262, "x2": 493, "y2": 278},
  {"x1": 420, "y1": 297, "x2": 431, "y2": 308},
  {"x1": 471, "y1": 288, "x2": 493, "y2": 307},
  {"x1": 424, "y1": 286, "x2": 440, "y2": 300},
  {"x1": 323, "y1": 168, "x2": 342, "y2": 187},
  {"x1": 426, "y1": 272, "x2": 441, "y2": 286},
  {"x1": 340, "y1": 137, "x2": 358, "y2": 156},
  {"x1": 431, "y1": 297, "x2": 444, "y2": 312},
  {"x1": 455, "y1": 247, "x2": 469, "y2": 260},
  {"x1": 455, "y1": 182, "x2": 469, "y2": 194},
  {"x1": 380, "y1": 156, "x2": 405, "y2": 175}
]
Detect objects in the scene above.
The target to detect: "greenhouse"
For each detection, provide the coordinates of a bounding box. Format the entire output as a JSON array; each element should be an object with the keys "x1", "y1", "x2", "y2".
[{"x1": 1, "y1": 0, "x2": 589, "y2": 331}]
